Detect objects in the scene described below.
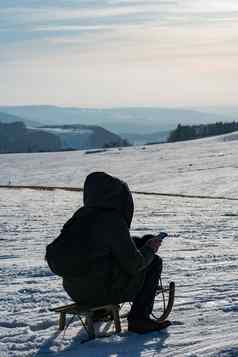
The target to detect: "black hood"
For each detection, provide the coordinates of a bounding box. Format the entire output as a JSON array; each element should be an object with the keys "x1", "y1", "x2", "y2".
[{"x1": 83, "y1": 172, "x2": 134, "y2": 228}]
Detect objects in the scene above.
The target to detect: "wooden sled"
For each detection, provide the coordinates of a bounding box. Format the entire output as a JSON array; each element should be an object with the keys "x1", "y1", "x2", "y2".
[
  {"x1": 50, "y1": 281, "x2": 175, "y2": 342},
  {"x1": 50, "y1": 303, "x2": 121, "y2": 342}
]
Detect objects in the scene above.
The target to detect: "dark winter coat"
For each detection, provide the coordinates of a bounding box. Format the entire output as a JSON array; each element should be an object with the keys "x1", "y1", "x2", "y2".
[{"x1": 63, "y1": 172, "x2": 154, "y2": 306}]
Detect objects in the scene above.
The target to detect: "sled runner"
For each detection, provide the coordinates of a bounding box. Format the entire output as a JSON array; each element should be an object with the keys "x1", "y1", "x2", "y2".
[
  {"x1": 119, "y1": 280, "x2": 175, "y2": 321},
  {"x1": 154, "y1": 280, "x2": 175, "y2": 321},
  {"x1": 50, "y1": 280, "x2": 175, "y2": 342}
]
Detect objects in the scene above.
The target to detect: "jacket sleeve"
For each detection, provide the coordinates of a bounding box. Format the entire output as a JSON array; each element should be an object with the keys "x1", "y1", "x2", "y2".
[
  {"x1": 132, "y1": 235, "x2": 155, "y2": 249},
  {"x1": 105, "y1": 213, "x2": 154, "y2": 275}
]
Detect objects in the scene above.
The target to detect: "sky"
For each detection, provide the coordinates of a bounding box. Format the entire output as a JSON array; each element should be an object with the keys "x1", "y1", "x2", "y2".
[{"x1": 1, "y1": 0, "x2": 238, "y2": 108}]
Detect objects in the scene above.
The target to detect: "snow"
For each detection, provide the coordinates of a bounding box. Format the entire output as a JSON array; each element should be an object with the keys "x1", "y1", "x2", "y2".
[
  {"x1": 0, "y1": 133, "x2": 238, "y2": 356},
  {"x1": 38, "y1": 128, "x2": 93, "y2": 135}
]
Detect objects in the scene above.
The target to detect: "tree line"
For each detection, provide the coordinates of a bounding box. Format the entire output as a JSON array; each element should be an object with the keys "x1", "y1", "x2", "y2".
[{"x1": 168, "y1": 121, "x2": 238, "y2": 142}]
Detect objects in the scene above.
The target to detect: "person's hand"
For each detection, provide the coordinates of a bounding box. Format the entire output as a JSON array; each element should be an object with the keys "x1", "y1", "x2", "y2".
[{"x1": 145, "y1": 238, "x2": 162, "y2": 253}]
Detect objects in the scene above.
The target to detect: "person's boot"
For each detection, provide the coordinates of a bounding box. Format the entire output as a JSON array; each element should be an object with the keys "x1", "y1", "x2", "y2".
[{"x1": 128, "y1": 318, "x2": 171, "y2": 334}]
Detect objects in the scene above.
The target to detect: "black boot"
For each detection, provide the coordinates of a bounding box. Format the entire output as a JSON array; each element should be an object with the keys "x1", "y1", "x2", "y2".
[{"x1": 128, "y1": 318, "x2": 171, "y2": 334}]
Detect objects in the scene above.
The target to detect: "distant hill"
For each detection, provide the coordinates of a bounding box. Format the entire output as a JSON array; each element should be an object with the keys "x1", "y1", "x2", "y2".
[
  {"x1": 0, "y1": 105, "x2": 235, "y2": 135},
  {"x1": 0, "y1": 121, "x2": 128, "y2": 153},
  {"x1": 0, "y1": 107, "x2": 129, "y2": 151},
  {"x1": 0, "y1": 111, "x2": 41, "y2": 127},
  {"x1": 40, "y1": 124, "x2": 129, "y2": 150},
  {"x1": 0, "y1": 121, "x2": 61, "y2": 153}
]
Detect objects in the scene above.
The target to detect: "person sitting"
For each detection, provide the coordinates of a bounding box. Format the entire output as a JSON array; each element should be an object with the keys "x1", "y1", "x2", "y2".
[{"x1": 46, "y1": 171, "x2": 170, "y2": 334}]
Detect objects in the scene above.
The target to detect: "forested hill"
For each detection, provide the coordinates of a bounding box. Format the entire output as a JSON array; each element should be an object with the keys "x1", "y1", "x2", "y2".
[
  {"x1": 38, "y1": 124, "x2": 129, "y2": 150},
  {"x1": 168, "y1": 121, "x2": 238, "y2": 142},
  {"x1": 0, "y1": 121, "x2": 129, "y2": 154},
  {"x1": 0, "y1": 121, "x2": 61, "y2": 153}
]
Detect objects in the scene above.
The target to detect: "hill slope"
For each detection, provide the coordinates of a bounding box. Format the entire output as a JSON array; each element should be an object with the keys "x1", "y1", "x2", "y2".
[{"x1": 0, "y1": 121, "x2": 61, "y2": 153}]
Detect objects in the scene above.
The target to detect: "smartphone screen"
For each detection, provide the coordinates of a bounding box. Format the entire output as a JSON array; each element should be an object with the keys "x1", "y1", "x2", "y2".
[{"x1": 157, "y1": 232, "x2": 168, "y2": 240}]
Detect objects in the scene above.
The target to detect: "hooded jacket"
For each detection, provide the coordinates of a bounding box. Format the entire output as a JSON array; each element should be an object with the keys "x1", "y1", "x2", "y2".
[{"x1": 63, "y1": 172, "x2": 154, "y2": 306}]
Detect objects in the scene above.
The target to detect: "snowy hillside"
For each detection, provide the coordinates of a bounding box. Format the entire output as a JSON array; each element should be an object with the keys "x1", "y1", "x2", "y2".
[
  {"x1": 0, "y1": 134, "x2": 238, "y2": 356},
  {"x1": 1, "y1": 133, "x2": 238, "y2": 198}
]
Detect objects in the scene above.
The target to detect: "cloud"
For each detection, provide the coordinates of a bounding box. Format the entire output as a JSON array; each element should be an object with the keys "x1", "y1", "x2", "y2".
[
  {"x1": 1, "y1": 0, "x2": 238, "y2": 106},
  {"x1": 2, "y1": 1, "x2": 238, "y2": 44}
]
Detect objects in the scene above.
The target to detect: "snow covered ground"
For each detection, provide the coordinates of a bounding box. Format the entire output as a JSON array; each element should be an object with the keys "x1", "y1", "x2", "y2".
[
  {"x1": 0, "y1": 134, "x2": 238, "y2": 356},
  {"x1": 1, "y1": 132, "x2": 238, "y2": 198}
]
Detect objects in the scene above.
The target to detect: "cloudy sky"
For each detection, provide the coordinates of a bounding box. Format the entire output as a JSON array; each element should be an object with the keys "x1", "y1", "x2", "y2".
[{"x1": 1, "y1": 0, "x2": 238, "y2": 107}]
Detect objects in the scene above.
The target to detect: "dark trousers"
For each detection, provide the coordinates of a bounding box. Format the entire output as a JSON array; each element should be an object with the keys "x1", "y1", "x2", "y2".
[{"x1": 128, "y1": 254, "x2": 163, "y2": 320}]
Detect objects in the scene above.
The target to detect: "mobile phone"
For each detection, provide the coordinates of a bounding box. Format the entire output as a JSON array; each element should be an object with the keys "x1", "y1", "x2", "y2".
[{"x1": 156, "y1": 232, "x2": 168, "y2": 240}]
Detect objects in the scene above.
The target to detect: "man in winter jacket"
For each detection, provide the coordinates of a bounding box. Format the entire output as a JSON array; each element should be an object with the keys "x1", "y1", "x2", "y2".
[{"x1": 59, "y1": 172, "x2": 169, "y2": 333}]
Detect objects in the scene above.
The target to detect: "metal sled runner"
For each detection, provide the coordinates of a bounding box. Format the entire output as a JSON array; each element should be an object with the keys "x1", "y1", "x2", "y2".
[{"x1": 50, "y1": 280, "x2": 175, "y2": 342}]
